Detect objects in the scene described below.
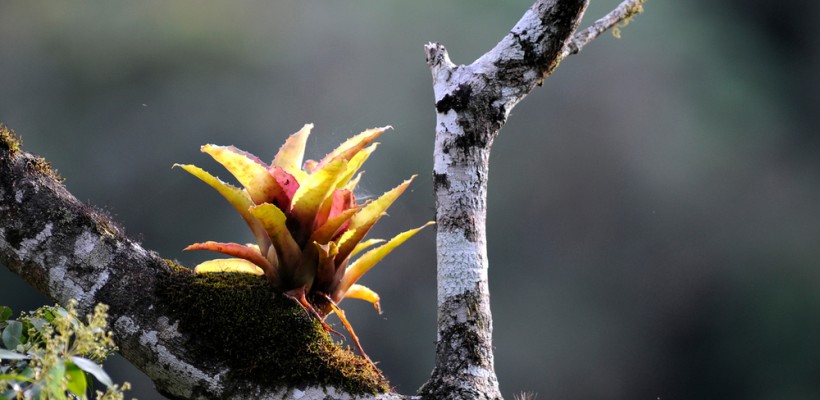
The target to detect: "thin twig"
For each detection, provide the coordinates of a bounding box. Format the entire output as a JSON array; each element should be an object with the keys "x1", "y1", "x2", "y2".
[{"x1": 562, "y1": 0, "x2": 646, "y2": 58}]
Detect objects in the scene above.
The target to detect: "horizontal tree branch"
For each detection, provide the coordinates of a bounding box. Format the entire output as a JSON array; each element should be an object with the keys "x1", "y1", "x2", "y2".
[{"x1": 0, "y1": 130, "x2": 408, "y2": 399}]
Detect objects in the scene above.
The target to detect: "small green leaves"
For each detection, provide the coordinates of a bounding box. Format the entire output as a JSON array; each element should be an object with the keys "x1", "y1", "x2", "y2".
[
  {"x1": 0, "y1": 306, "x2": 11, "y2": 322},
  {"x1": 65, "y1": 361, "x2": 88, "y2": 396},
  {"x1": 2, "y1": 320, "x2": 22, "y2": 349},
  {"x1": 0, "y1": 348, "x2": 28, "y2": 360},
  {"x1": 0, "y1": 301, "x2": 129, "y2": 398},
  {"x1": 71, "y1": 356, "x2": 114, "y2": 388}
]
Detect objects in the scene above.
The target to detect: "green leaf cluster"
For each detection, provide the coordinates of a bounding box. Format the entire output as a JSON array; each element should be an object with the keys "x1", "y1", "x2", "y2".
[{"x1": 0, "y1": 301, "x2": 131, "y2": 400}]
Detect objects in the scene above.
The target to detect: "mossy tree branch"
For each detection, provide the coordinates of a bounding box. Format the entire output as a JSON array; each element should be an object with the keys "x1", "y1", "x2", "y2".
[
  {"x1": 0, "y1": 129, "x2": 402, "y2": 400},
  {"x1": 422, "y1": 0, "x2": 644, "y2": 399}
]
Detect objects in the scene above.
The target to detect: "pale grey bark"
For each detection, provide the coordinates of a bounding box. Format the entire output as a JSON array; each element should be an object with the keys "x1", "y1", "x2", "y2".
[
  {"x1": 420, "y1": 0, "x2": 645, "y2": 399},
  {"x1": 419, "y1": 1, "x2": 589, "y2": 398},
  {"x1": 0, "y1": 1, "x2": 644, "y2": 398}
]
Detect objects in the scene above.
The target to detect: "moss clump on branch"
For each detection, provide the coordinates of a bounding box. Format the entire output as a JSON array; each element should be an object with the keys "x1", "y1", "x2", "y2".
[
  {"x1": 612, "y1": 0, "x2": 646, "y2": 38},
  {"x1": 0, "y1": 124, "x2": 63, "y2": 182},
  {"x1": 0, "y1": 125, "x2": 22, "y2": 155},
  {"x1": 156, "y1": 263, "x2": 389, "y2": 395}
]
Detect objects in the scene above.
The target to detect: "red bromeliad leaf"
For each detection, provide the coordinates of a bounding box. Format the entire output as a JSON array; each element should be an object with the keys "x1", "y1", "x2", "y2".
[
  {"x1": 314, "y1": 189, "x2": 355, "y2": 230},
  {"x1": 184, "y1": 241, "x2": 274, "y2": 273},
  {"x1": 309, "y1": 205, "x2": 363, "y2": 246},
  {"x1": 270, "y1": 166, "x2": 300, "y2": 210}
]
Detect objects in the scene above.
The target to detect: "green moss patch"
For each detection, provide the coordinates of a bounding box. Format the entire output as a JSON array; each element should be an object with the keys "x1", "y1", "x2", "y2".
[
  {"x1": 0, "y1": 125, "x2": 22, "y2": 154},
  {"x1": 0, "y1": 124, "x2": 63, "y2": 182},
  {"x1": 156, "y1": 264, "x2": 389, "y2": 395}
]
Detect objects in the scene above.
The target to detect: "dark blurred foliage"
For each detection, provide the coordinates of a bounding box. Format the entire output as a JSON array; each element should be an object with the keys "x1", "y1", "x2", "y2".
[{"x1": 1, "y1": 1, "x2": 818, "y2": 399}]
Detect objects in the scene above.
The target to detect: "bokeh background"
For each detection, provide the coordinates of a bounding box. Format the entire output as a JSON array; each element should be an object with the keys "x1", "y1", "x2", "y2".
[{"x1": 2, "y1": 1, "x2": 819, "y2": 399}]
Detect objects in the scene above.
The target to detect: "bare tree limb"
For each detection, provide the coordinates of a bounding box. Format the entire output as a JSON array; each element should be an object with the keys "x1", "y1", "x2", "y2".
[
  {"x1": 562, "y1": 0, "x2": 647, "y2": 58},
  {"x1": 420, "y1": 1, "x2": 590, "y2": 399},
  {"x1": 421, "y1": 0, "x2": 645, "y2": 399}
]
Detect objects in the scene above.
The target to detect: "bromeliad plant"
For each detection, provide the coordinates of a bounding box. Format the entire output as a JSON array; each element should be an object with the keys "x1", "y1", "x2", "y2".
[{"x1": 174, "y1": 124, "x2": 431, "y2": 360}]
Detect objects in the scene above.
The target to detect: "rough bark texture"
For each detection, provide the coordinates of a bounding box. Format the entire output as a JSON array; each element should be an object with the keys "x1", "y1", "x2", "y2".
[{"x1": 419, "y1": 1, "x2": 590, "y2": 399}]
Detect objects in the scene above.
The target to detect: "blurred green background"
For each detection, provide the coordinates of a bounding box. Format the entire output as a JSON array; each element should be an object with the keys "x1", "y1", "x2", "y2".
[{"x1": 2, "y1": 1, "x2": 819, "y2": 399}]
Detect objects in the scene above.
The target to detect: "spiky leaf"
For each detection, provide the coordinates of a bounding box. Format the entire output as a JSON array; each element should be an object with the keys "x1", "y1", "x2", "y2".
[
  {"x1": 335, "y1": 176, "x2": 415, "y2": 264},
  {"x1": 173, "y1": 164, "x2": 272, "y2": 253},
  {"x1": 315, "y1": 126, "x2": 389, "y2": 170},
  {"x1": 349, "y1": 238, "x2": 385, "y2": 258},
  {"x1": 290, "y1": 159, "x2": 349, "y2": 234},
  {"x1": 202, "y1": 144, "x2": 288, "y2": 206},
  {"x1": 337, "y1": 221, "x2": 434, "y2": 298},
  {"x1": 248, "y1": 203, "x2": 301, "y2": 270},
  {"x1": 272, "y1": 123, "x2": 312, "y2": 174}
]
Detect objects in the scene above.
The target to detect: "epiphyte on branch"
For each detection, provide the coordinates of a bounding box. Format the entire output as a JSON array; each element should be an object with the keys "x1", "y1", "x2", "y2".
[{"x1": 174, "y1": 123, "x2": 432, "y2": 361}]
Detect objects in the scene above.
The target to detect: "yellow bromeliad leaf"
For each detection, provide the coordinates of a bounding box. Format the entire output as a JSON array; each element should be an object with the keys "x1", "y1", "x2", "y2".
[
  {"x1": 337, "y1": 221, "x2": 434, "y2": 298},
  {"x1": 248, "y1": 203, "x2": 301, "y2": 270},
  {"x1": 290, "y1": 159, "x2": 349, "y2": 235},
  {"x1": 272, "y1": 123, "x2": 312, "y2": 176},
  {"x1": 343, "y1": 171, "x2": 364, "y2": 192},
  {"x1": 315, "y1": 126, "x2": 389, "y2": 171},
  {"x1": 194, "y1": 258, "x2": 265, "y2": 275},
  {"x1": 349, "y1": 238, "x2": 385, "y2": 258},
  {"x1": 201, "y1": 144, "x2": 284, "y2": 205},
  {"x1": 344, "y1": 284, "x2": 382, "y2": 314},
  {"x1": 335, "y1": 144, "x2": 378, "y2": 190},
  {"x1": 173, "y1": 164, "x2": 272, "y2": 253},
  {"x1": 335, "y1": 176, "x2": 415, "y2": 263}
]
